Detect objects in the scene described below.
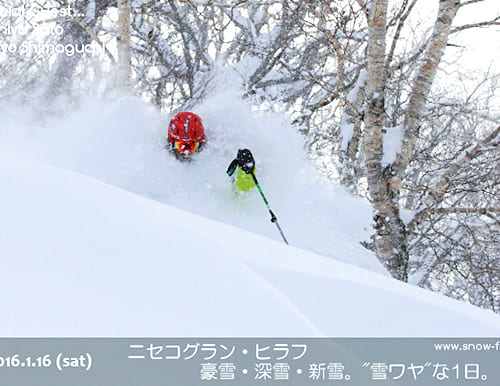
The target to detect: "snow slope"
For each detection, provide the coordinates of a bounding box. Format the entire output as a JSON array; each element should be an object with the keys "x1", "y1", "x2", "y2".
[
  {"x1": 1, "y1": 152, "x2": 500, "y2": 337},
  {"x1": 1, "y1": 90, "x2": 499, "y2": 336},
  {"x1": 0, "y1": 95, "x2": 383, "y2": 274}
]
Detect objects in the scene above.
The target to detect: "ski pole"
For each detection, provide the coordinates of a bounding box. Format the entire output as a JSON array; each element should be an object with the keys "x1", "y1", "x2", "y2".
[{"x1": 250, "y1": 171, "x2": 289, "y2": 245}]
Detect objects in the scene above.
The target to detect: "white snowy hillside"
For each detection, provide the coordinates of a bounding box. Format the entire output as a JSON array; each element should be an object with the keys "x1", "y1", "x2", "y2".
[
  {"x1": 0, "y1": 94, "x2": 383, "y2": 274},
  {"x1": 1, "y1": 93, "x2": 500, "y2": 337},
  {"x1": 1, "y1": 151, "x2": 500, "y2": 337}
]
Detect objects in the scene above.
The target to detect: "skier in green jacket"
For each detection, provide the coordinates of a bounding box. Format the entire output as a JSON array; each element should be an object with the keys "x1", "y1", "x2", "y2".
[{"x1": 226, "y1": 148, "x2": 289, "y2": 244}]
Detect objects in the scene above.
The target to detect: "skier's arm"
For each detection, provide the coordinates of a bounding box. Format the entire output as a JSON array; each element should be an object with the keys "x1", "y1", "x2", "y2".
[{"x1": 226, "y1": 159, "x2": 239, "y2": 177}]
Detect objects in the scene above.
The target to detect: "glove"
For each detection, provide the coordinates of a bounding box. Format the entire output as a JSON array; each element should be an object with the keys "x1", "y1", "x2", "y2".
[
  {"x1": 227, "y1": 148, "x2": 255, "y2": 176},
  {"x1": 236, "y1": 149, "x2": 255, "y2": 174}
]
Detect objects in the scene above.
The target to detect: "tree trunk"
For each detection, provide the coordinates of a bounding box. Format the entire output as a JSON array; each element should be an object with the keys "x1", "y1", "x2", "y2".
[
  {"x1": 339, "y1": 70, "x2": 367, "y2": 193},
  {"x1": 362, "y1": 0, "x2": 409, "y2": 281},
  {"x1": 117, "y1": 0, "x2": 132, "y2": 90},
  {"x1": 394, "y1": 0, "x2": 460, "y2": 180},
  {"x1": 362, "y1": 0, "x2": 461, "y2": 281}
]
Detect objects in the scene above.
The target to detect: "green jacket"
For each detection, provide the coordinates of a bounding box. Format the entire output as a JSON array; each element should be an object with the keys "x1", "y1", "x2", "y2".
[{"x1": 234, "y1": 166, "x2": 256, "y2": 191}]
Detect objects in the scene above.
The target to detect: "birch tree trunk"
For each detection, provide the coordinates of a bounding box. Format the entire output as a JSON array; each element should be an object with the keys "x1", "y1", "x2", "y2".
[
  {"x1": 362, "y1": 0, "x2": 462, "y2": 281},
  {"x1": 117, "y1": 0, "x2": 132, "y2": 90},
  {"x1": 339, "y1": 71, "x2": 367, "y2": 193},
  {"x1": 362, "y1": 0, "x2": 409, "y2": 280},
  {"x1": 394, "y1": 0, "x2": 460, "y2": 183}
]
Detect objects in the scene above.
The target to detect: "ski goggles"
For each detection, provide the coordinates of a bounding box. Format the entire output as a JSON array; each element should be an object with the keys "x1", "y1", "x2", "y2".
[{"x1": 173, "y1": 140, "x2": 201, "y2": 153}]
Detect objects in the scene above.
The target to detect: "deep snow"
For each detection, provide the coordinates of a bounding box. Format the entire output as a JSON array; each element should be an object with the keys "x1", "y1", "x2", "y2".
[
  {"x1": 1, "y1": 152, "x2": 500, "y2": 336},
  {"x1": 0, "y1": 93, "x2": 383, "y2": 273},
  {"x1": 1, "y1": 90, "x2": 499, "y2": 337}
]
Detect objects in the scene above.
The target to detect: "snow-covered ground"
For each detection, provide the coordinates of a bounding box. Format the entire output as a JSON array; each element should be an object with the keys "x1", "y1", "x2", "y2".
[
  {"x1": 1, "y1": 92, "x2": 499, "y2": 336},
  {"x1": 0, "y1": 93, "x2": 381, "y2": 273}
]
